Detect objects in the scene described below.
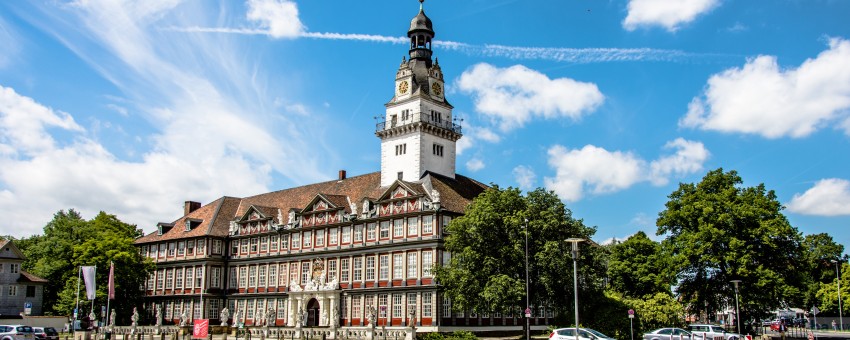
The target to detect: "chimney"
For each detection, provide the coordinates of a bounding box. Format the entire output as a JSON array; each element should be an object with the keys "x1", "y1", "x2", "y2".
[
  {"x1": 338, "y1": 170, "x2": 347, "y2": 180},
  {"x1": 184, "y1": 201, "x2": 201, "y2": 215}
]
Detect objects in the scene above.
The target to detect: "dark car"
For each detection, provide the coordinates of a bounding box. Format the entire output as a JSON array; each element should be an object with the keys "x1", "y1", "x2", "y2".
[{"x1": 32, "y1": 327, "x2": 58, "y2": 340}]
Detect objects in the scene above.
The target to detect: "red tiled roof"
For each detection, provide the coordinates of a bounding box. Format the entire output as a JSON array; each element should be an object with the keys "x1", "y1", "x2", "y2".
[
  {"x1": 136, "y1": 171, "x2": 488, "y2": 243},
  {"x1": 18, "y1": 270, "x2": 48, "y2": 283}
]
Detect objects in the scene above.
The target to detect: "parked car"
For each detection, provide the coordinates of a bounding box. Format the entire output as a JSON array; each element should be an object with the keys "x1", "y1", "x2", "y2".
[
  {"x1": 550, "y1": 327, "x2": 617, "y2": 340},
  {"x1": 688, "y1": 324, "x2": 740, "y2": 340},
  {"x1": 643, "y1": 328, "x2": 697, "y2": 340},
  {"x1": 0, "y1": 325, "x2": 34, "y2": 340},
  {"x1": 32, "y1": 327, "x2": 58, "y2": 340}
]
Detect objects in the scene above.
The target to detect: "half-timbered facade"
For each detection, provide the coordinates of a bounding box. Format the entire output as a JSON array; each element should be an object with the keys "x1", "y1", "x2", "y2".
[{"x1": 134, "y1": 1, "x2": 555, "y2": 333}]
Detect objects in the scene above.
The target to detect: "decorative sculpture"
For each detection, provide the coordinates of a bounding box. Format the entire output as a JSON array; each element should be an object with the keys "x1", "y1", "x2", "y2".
[
  {"x1": 289, "y1": 280, "x2": 302, "y2": 292},
  {"x1": 219, "y1": 307, "x2": 230, "y2": 327},
  {"x1": 266, "y1": 308, "x2": 275, "y2": 327},
  {"x1": 233, "y1": 310, "x2": 242, "y2": 327},
  {"x1": 131, "y1": 307, "x2": 140, "y2": 327},
  {"x1": 109, "y1": 309, "x2": 116, "y2": 327},
  {"x1": 179, "y1": 308, "x2": 189, "y2": 327},
  {"x1": 408, "y1": 310, "x2": 416, "y2": 327},
  {"x1": 88, "y1": 310, "x2": 97, "y2": 330},
  {"x1": 256, "y1": 309, "x2": 265, "y2": 327}
]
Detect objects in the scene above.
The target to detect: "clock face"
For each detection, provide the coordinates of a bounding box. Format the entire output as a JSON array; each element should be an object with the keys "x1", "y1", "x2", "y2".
[
  {"x1": 398, "y1": 80, "x2": 409, "y2": 95},
  {"x1": 431, "y1": 82, "x2": 442, "y2": 96}
]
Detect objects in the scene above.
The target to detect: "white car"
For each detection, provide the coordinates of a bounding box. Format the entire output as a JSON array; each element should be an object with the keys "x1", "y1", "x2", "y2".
[
  {"x1": 688, "y1": 324, "x2": 740, "y2": 340},
  {"x1": 0, "y1": 325, "x2": 34, "y2": 340},
  {"x1": 550, "y1": 327, "x2": 617, "y2": 340},
  {"x1": 643, "y1": 328, "x2": 697, "y2": 340}
]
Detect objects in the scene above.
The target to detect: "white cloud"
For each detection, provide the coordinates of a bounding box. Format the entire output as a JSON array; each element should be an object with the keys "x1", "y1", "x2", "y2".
[
  {"x1": 512, "y1": 165, "x2": 536, "y2": 191},
  {"x1": 623, "y1": 0, "x2": 720, "y2": 32},
  {"x1": 786, "y1": 179, "x2": 850, "y2": 216},
  {"x1": 466, "y1": 158, "x2": 485, "y2": 172},
  {"x1": 0, "y1": 86, "x2": 84, "y2": 156},
  {"x1": 649, "y1": 138, "x2": 710, "y2": 185},
  {"x1": 682, "y1": 38, "x2": 850, "y2": 138},
  {"x1": 456, "y1": 63, "x2": 604, "y2": 131},
  {"x1": 246, "y1": 0, "x2": 305, "y2": 39},
  {"x1": 543, "y1": 139, "x2": 709, "y2": 201}
]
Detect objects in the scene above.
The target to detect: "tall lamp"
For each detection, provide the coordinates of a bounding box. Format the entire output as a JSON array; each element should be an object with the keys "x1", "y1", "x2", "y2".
[
  {"x1": 832, "y1": 259, "x2": 844, "y2": 331},
  {"x1": 730, "y1": 280, "x2": 742, "y2": 335},
  {"x1": 565, "y1": 238, "x2": 585, "y2": 331},
  {"x1": 524, "y1": 219, "x2": 530, "y2": 340}
]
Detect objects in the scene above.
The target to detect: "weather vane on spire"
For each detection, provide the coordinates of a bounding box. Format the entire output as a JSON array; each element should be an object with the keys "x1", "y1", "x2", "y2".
[{"x1": 419, "y1": 0, "x2": 425, "y2": 11}]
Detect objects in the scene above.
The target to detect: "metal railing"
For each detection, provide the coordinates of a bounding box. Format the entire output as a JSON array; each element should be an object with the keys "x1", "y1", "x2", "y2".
[{"x1": 376, "y1": 113, "x2": 461, "y2": 134}]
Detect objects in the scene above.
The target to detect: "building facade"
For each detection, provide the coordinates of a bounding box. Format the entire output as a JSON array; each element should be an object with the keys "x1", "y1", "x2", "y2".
[
  {"x1": 0, "y1": 240, "x2": 47, "y2": 316},
  {"x1": 134, "y1": 2, "x2": 554, "y2": 333}
]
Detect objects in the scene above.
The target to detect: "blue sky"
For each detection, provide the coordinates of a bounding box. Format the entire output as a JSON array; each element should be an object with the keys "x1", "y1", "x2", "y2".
[{"x1": 1, "y1": 0, "x2": 849, "y2": 250}]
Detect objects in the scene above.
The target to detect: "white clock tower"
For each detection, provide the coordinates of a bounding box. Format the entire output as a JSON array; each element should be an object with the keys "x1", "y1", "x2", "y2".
[{"x1": 376, "y1": 0, "x2": 462, "y2": 187}]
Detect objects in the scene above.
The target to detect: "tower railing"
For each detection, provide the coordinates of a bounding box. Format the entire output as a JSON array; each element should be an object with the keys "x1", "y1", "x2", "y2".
[{"x1": 376, "y1": 112, "x2": 462, "y2": 134}]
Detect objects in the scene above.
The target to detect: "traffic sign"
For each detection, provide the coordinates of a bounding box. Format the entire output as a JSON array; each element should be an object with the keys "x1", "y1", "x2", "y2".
[
  {"x1": 812, "y1": 306, "x2": 820, "y2": 315},
  {"x1": 24, "y1": 302, "x2": 32, "y2": 315},
  {"x1": 628, "y1": 309, "x2": 635, "y2": 319},
  {"x1": 524, "y1": 308, "x2": 531, "y2": 318}
]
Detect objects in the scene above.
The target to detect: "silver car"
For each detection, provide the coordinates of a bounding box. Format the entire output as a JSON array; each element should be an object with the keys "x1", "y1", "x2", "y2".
[
  {"x1": 643, "y1": 328, "x2": 698, "y2": 340},
  {"x1": 0, "y1": 325, "x2": 34, "y2": 340},
  {"x1": 688, "y1": 324, "x2": 740, "y2": 340}
]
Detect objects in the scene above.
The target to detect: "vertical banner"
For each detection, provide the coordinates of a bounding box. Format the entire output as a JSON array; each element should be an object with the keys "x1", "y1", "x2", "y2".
[
  {"x1": 107, "y1": 262, "x2": 115, "y2": 300},
  {"x1": 192, "y1": 319, "x2": 209, "y2": 339},
  {"x1": 81, "y1": 266, "x2": 97, "y2": 300}
]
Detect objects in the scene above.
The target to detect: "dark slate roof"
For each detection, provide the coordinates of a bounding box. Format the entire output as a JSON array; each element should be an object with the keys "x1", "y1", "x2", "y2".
[
  {"x1": 135, "y1": 171, "x2": 488, "y2": 244},
  {"x1": 18, "y1": 270, "x2": 48, "y2": 283}
]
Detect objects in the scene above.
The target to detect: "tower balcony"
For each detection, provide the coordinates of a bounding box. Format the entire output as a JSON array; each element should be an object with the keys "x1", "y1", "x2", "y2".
[{"x1": 375, "y1": 112, "x2": 462, "y2": 135}]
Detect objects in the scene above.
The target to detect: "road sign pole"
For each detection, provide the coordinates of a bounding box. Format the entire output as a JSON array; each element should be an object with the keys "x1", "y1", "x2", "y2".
[{"x1": 629, "y1": 309, "x2": 635, "y2": 340}]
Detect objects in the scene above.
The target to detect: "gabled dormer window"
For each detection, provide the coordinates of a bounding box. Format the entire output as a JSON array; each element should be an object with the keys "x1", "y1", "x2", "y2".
[{"x1": 184, "y1": 219, "x2": 202, "y2": 231}]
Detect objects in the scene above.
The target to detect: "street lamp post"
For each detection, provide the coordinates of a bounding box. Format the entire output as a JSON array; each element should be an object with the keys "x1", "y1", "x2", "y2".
[
  {"x1": 730, "y1": 280, "x2": 742, "y2": 335},
  {"x1": 524, "y1": 219, "x2": 530, "y2": 340},
  {"x1": 565, "y1": 238, "x2": 585, "y2": 331},
  {"x1": 832, "y1": 260, "x2": 844, "y2": 331}
]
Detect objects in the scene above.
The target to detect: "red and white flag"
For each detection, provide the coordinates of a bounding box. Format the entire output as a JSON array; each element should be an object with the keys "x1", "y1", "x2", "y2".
[{"x1": 107, "y1": 262, "x2": 115, "y2": 300}]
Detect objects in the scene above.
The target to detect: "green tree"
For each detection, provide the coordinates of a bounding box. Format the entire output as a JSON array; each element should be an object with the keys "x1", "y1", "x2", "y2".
[
  {"x1": 657, "y1": 168, "x2": 805, "y2": 322},
  {"x1": 18, "y1": 210, "x2": 154, "y2": 321},
  {"x1": 801, "y1": 233, "x2": 847, "y2": 309},
  {"x1": 433, "y1": 186, "x2": 604, "y2": 329},
  {"x1": 607, "y1": 231, "x2": 674, "y2": 298},
  {"x1": 815, "y1": 262, "x2": 850, "y2": 315}
]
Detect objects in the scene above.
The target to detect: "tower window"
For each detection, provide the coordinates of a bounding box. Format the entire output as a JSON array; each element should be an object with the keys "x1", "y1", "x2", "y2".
[
  {"x1": 401, "y1": 109, "x2": 410, "y2": 121},
  {"x1": 433, "y1": 144, "x2": 444, "y2": 157},
  {"x1": 395, "y1": 143, "x2": 407, "y2": 156},
  {"x1": 430, "y1": 110, "x2": 441, "y2": 124}
]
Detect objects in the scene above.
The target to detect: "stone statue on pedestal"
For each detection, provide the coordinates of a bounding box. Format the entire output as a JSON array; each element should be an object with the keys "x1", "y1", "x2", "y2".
[{"x1": 219, "y1": 308, "x2": 230, "y2": 327}]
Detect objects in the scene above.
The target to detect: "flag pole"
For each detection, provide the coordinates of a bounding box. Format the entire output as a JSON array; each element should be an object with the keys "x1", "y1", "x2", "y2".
[
  {"x1": 74, "y1": 267, "x2": 81, "y2": 336},
  {"x1": 90, "y1": 265, "x2": 96, "y2": 325},
  {"x1": 106, "y1": 261, "x2": 113, "y2": 328}
]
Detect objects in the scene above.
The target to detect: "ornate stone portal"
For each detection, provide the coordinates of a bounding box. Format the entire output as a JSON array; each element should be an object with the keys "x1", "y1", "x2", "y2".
[{"x1": 286, "y1": 259, "x2": 340, "y2": 328}]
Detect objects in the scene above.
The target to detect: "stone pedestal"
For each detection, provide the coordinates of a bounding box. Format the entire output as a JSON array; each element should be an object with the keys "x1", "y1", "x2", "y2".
[
  {"x1": 405, "y1": 326, "x2": 416, "y2": 340},
  {"x1": 74, "y1": 331, "x2": 93, "y2": 340}
]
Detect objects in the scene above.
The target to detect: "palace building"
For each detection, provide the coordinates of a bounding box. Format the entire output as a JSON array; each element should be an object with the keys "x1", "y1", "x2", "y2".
[{"x1": 134, "y1": 1, "x2": 554, "y2": 333}]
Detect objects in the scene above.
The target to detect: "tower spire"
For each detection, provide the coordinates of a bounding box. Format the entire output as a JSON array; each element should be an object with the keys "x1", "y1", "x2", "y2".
[{"x1": 420, "y1": 0, "x2": 424, "y2": 11}]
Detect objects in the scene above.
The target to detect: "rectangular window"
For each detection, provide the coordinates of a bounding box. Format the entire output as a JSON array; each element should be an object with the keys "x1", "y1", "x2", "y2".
[
  {"x1": 367, "y1": 223, "x2": 377, "y2": 241},
  {"x1": 229, "y1": 267, "x2": 238, "y2": 288},
  {"x1": 279, "y1": 264, "x2": 288, "y2": 287},
  {"x1": 196, "y1": 239, "x2": 205, "y2": 254},
  {"x1": 241, "y1": 239, "x2": 249, "y2": 254},
  {"x1": 239, "y1": 267, "x2": 247, "y2": 288},
  {"x1": 365, "y1": 295, "x2": 375, "y2": 320},
  {"x1": 303, "y1": 232, "x2": 312, "y2": 248},
  {"x1": 246, "y1": 300, "x2": 255, "y2": 319},
  {"x1": 407, "y1": 217, "x2": 418, "y2": 236},
  {"x1": 231, "y1": 240, "x2": 239, "y2": 256},
  {"x1": 379, "y1": 294, "x2": 388, "y2": 318},
  {"x1": 329, "y1": 228, "x2": 338, "y2": 245},
  {"x1": 422, "y1": 215, "x2": 433, "y2": 234},
  {"x1": 250, "y1": 238, "x2": 259, "y2": 252},
  {"x1": 340, "y1": 258, "x2": 350, "y2": 282},
  {"x1": 196, "y1": 267, "x2": 203, "y2": 288},
  {"x1": 379, "y1": 255, "x2": 389, "y2": 280},
  {"x1": 291, "y1": 233, "x2": 300, "y2": 249},
  {"x1": 168, "y1": 242, "x2": 176, "y2": 256},
  {"x1": 211, "y1": 267, "x2": 221, "y2": 288},
  {"x1": 186, "y1": 267, "x2": 194, "y2": 289},
  {"x1": 194, "y1": 299, "x2": 202, "y2": 319},
  {"x1": 352, "y1": 295, "x2": 362, "y2": 321},
  {"x1": 165, "y1": 269, "x2": 173, "y2": 289},
  {"x1": 342, "y1": 227, "x2": 351, "y2": 243},
  {"x1": 395, "y1": 143, "x2": 407, "y2": 156},
  {"x1": 353, "y1": 257, "x2": 363, "y2": 282},
  {"x1": 147, "y1": 275, "x2": 154, "y2": 290},
  {"x1": 407, "y1": 293, "x2": 417, "y2": 319},
  {"x1": 26, "y1": 285, "x2": 36, "y2": 298},
  {"x1": 380, "y1": 221, "x2": 390, "y2": 239},
  {"x1": 209, "y1": 299, "x2": 221, "y2": 322},
  {"x1": 354, "y1": 225, "x2": 363, "y2": 243},
  {"x1": 393, "y1": 219, "x2": 403, "y2": 238},
  {"x1": 281, "y1": 234, "x2": 290, "y2": 249},
  {"x1": 270, "y1": 235, "x2": 279, "y2": 251},
  {"x1": 277, "y1": 298, "x2": 287, "y2": 319},
  {"x1": 301, "y1": 262, "x2": 310, "y2": 284},
  {"x1": 393, "y1": 294, "x2": 403, "y2": 318},
  {"x1": 365, "y1": 256, "x2": 376, "y2": 281},
  {"x1": 149, "y1": 245, "x2": 157, "y2": 258},
  {"x1": 258, "y1": 265, "x2": 267, "y2": 287},
  {"x1": 290, "y1": 263, "x2": 298, "y2": 285},
  {"x1": 159, "y1": 243, "x2": 166, "y2": 257},
  {"x1": 422, "y1": 251, "x2": 433, "y2": 277},
  {"x1": 393, "y1": 254, "x2": 403, "y2": 279},
  {"x1": 328, "y1": 259, "x2": 337, "y2": 282},
  {"x1": 8, "y1": 285, "x2": 17, "y2": 296},
  {"x1": 175, "y1": 268, "x2": 184, "y2": 288},
  {"x1": 407, "y1": 252, "x2": 418, "y2": 278},
  {"x1": 267, "y1": 264, "x2": 276, "y2": 287},
  {"x1": 186, "y1": 240, "x2": 194, "y2": 255},
  {"x1": 316, "y1": 230, "x2": 325, "y2": 246},
  {"x1": 213, "y1": 240, "x2": 223, "y2": 255},
  {"x1": 442, "y1": 216, "x2": 452, "y2": 229},
  {"x1": 260, "y1": 236, "x2": 268, "y2": 252},
  {"x1": 423, "y1": 293, "x2": 432, "y2": 317},
  {"x1": 442, "y1": 297, "x2": 451, "y2": 318},
  {"x1": 248, "y1": 266, "x2": 257, "y2": 287},
  {"x1": 432, "y1": 143, "x2": 444, "y2": 156}
]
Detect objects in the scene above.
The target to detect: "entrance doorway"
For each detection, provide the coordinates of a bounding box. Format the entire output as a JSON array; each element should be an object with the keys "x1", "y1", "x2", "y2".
[{"x1": 306, "y1": 298, "x2": 320, "y2": 327}]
